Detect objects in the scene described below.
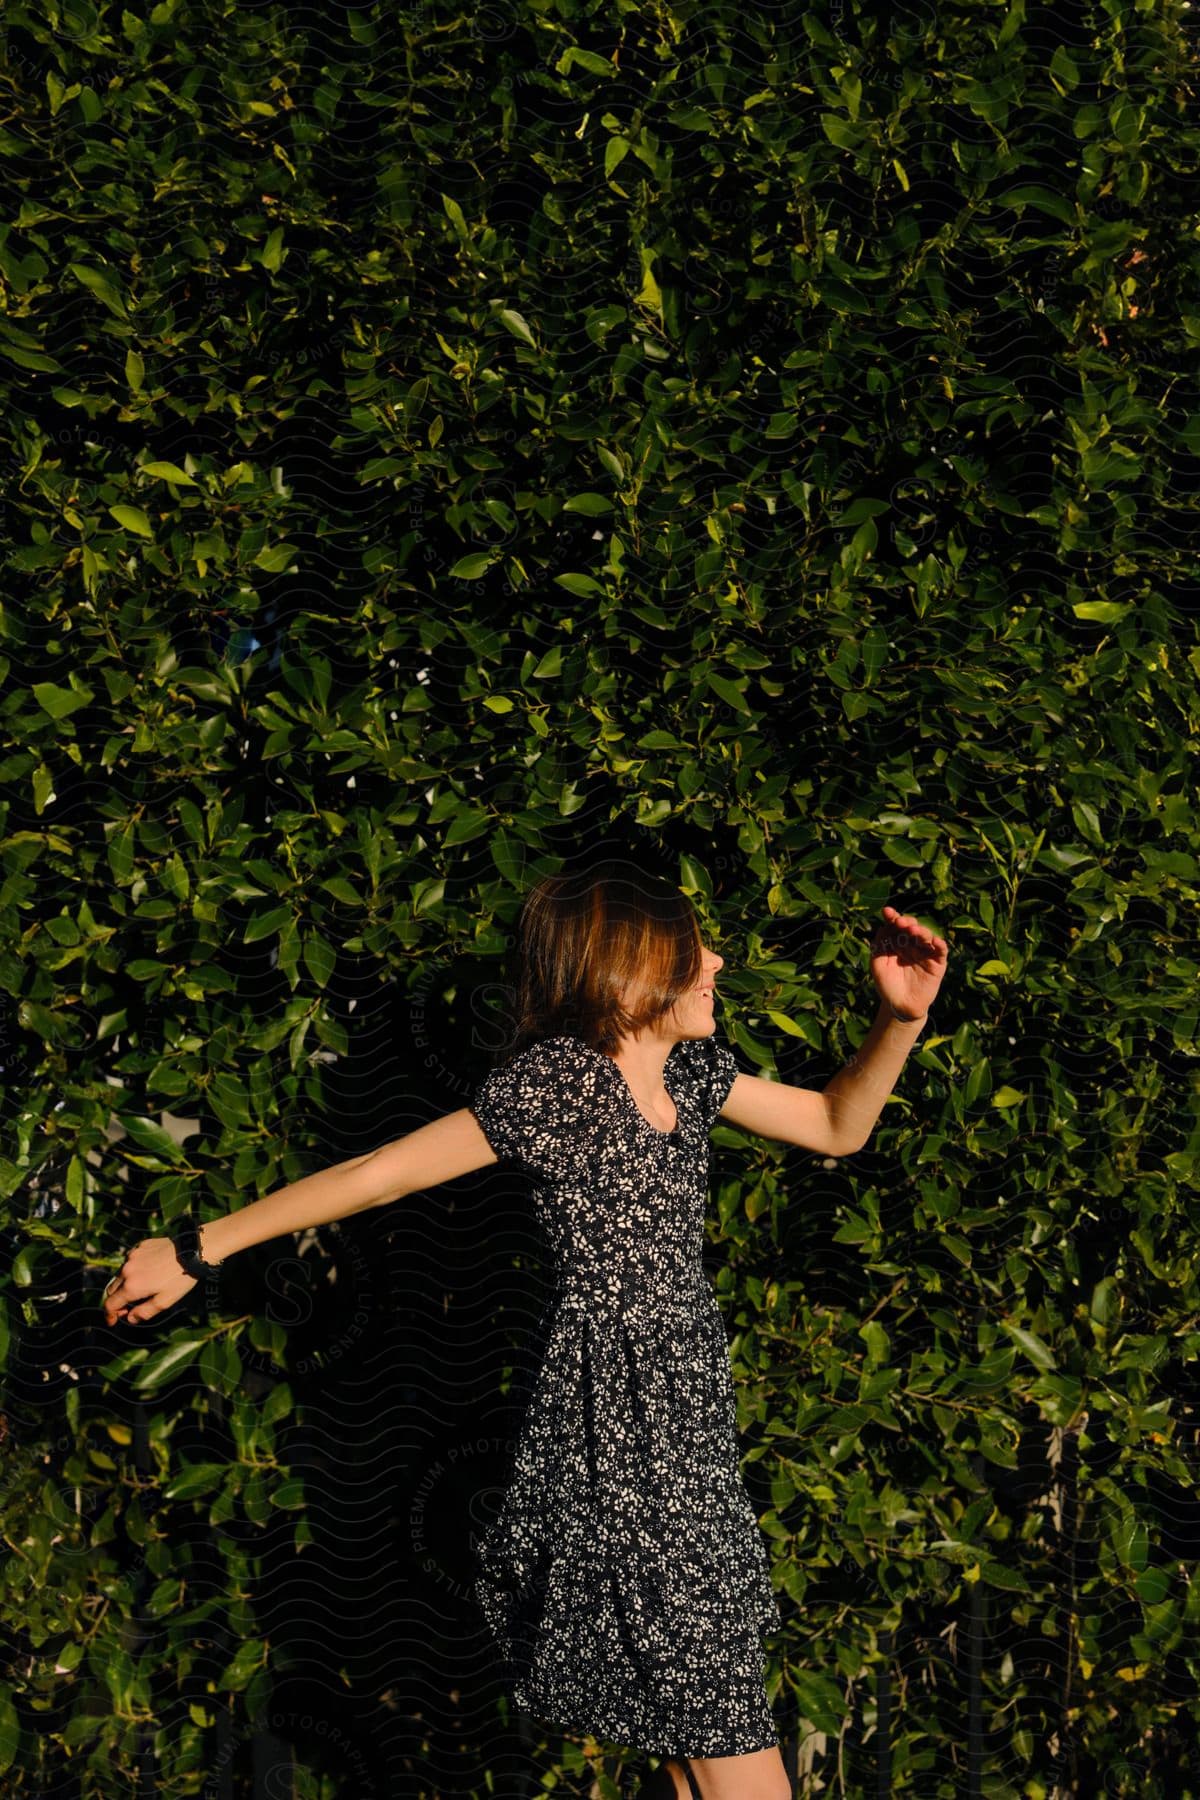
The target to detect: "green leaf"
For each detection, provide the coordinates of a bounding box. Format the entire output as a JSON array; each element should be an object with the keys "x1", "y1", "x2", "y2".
[
  {"x1": 451, "y1": 552, "x2": 496, "y2": 579},
  {"x1": 999, "y1": 1321, "x2": 1056, "y2": 1371},
  {"x1": 442, "y1": 193, "x2": 468, "y2": 238},
  {"x1": 109, "y1": 504, "x2": 153, "y2": 537},
  {"x1": 554, "y1": 572, "x2": 604, "y2": 596},
  {"x1": 444, "y1": 807, "x2": 490, "y2": 846},
  {"x1": 33, "y1": 765, "x2": 56, "y2": 812},
  {"x1": 114, "y1": 1114, "x2": 185, "y2": 1164},
  {"x1": 845, "y1": 517, "x2": 878, "y2": 570},
  {"x1": 268, "y1": 1477, "x2": 307, "y2": 1508},
  {"x1": 12, "y1": 1244, "x2": 40, "y2": 1287},
  {"x1": 991, "y1": 1085, "x2": 1026, "y2": 1108},
  {"x1": 218, "y1": 1637, "x2": 266, "y2": 1691},
  {"x1": 141, "y1": 459, "x2": 196, "y2": 485},
  {"x1": 198, "y1": 1336, "x2": 241, "y2": 1397},
  {"x1": 997, "y1": 185, "x2": 1077, "y2": 224},
  {"x1": 963, "y1": 1055, "x2": 991, "y2": 1106},
  {"x1": 678, "y1": 853, "x2": 712, "y2": 899},
  {"x1": 834, "y1": 1212, "x2": 875, "y2": 1245},
  {"x1": 69, "y1": 261, "x2": 128, "y2": 317},
  {"x1": 0, "y1": 344, "x2": 63, "y2": 373},
  {"x1": 557, "y1": 45, "x2": 616, "y2": 78},
  {"x1": 164, "y1": 1461, "x2": 226, "y2": 1500},
  {"x1": 302, "y1": 930, "x2": 336, "y2": 990},
  {"x1": 861, "y1": 624, "x2": 889, "y2": 682},
  {"x1": 882, "y1": 837, "x2": 923, "y2": 867},
  {"x1": 490, "y1": 834, "x2": 526, "y2": 883},
  {"x1": 820, "y1": 113, "x2": 865, "y2": 150},
  {"x1": 1071, "y1": 800, "x2": 1103, "y2": 846},
  {"x1": 254, "y1": 542, "x2": 298, "y2": 571},
  {"x1": 597, "y1": 445, "x2": 625, "y2": 484},
  {"x1": 498, "y1": 307, "x2": 535, "y2": 347},
  {"x1": 1090, "y1": 1277, "x2": 1118, "y2": 1325},
  {"x1": 144, "y1": 1576, "x2": 182, "y2": 1616},
  {"x1": 666, "y1": 106, "x2": 715, "y2": 132},
  {"x1": 134, "y1": 1337, "x2": 205, "y2": 1391},
  {"x1": 634, "y1": 256, "x2": 662, "y2": 315},
  {"x1": 787, "y1": 1668, "x2": 851, "y2": 1737},
  {"x1": 562, "y1": 492, "x2": 613, "y2": 514},
  {"x1": 531, "y1": 646, "x2": 563, "y2": 678},
  {"x1": 605, "y1": 136, "x2": 631, "y2": 177},
  {"x1": 244, "y1": 905, "x2": 292, "y2": 943},
  {"x1": 0, "y1": 1683, "x2": 19, "y2": 1774},
  {"x1": 1049, "y1": 45, "x2": 1081, "y2": 91},
  {"x1": 412, "y1": 878, "x2": 445, "y2": 916},
  {"x1": 1135, "y1": 1566, "x2": 1172, "y2": 1606},
  {"x1": 262, "y1": 1381, "x2": 294, "y2": 1425},
  {"x1": 125, "y1": 348, "x2": 145, "y2": 391},
  {"x1": 482, "y1": 694, "x2": 513, "y2": 712},
  {"x1": 33, "y1": 681, "x2": 91, "y2": 720},
  {"x1": 766, "y1": 1010, "x2": 811, "y2": 1039},
  {"x1": 1071, "y1": 600, "x2": 1131, "y2": 624},
  {"x1": 980, "y1": 1558, "x2": 1031, "y2": 1591},
  {"x1": 707, "y1": 671, "x2": 752, "y2": 715}
]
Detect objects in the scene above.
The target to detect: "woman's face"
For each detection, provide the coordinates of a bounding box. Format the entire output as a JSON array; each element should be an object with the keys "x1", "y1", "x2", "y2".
[{"x1": 622, "y1": 940, "x2": 725, "y2": 1042}]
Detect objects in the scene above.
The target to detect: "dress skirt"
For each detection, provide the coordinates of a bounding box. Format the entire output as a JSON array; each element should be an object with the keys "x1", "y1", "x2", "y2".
[{"x1": 468, "y1": 1031, "x2": 782, "y2": 1758}]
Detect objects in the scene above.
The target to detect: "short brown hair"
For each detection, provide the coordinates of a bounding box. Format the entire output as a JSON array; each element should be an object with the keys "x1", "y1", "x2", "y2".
[{"x1": 498, "y1": 857, "x2": 704, "y2": 1061}]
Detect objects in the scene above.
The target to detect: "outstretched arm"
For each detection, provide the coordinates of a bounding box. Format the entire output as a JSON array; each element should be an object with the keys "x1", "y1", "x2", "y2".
[
  {"x1": 718, "y1": 1003, "x2": 928, "y2": 1156},
  {"x1": 717, "y1": 905, "x2": 948, "y2": 1157},
  {"x1": 101, "y1": 1108, "x2": 498, "y2": 1326},
  {"x1": 818, "y1": 1000, "x2": 929, "y2": 1154}
]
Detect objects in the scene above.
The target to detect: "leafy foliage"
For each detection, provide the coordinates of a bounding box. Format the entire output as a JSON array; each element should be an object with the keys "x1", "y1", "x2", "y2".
[{"x1": 2, "y1": 0, "x2": 1199, "y2": 1793}]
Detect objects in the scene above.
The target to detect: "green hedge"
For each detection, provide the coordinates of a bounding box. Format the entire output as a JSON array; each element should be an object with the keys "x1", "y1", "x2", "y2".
[{"x1": 2, "y1": 0, "x2": 1199, "y2": 1793}]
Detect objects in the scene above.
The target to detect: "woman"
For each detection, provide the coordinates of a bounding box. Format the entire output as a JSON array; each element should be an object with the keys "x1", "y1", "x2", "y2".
[{"x1": 102, "y1": 861, "x2": 948, "y2": 1800}]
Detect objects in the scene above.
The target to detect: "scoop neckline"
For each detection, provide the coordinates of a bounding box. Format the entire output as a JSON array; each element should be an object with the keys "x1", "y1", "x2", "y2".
[{"x1": 561, "y1": 1036, "x2": 683, "y2": 1138}]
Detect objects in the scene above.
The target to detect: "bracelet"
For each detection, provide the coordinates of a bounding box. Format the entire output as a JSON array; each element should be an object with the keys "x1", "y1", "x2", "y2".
[
  {"x1": 889, "y1": 1003, "x2": 928, "y2": 1024},
  {"x1": 172, "y1": 1219, "x2": 223, "y2": 1279}
]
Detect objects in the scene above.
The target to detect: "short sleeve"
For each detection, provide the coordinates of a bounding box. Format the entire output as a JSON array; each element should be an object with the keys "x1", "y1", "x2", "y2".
[
  {"x1": 675, "y1": 1032, "x2": 740, "y2": 1131},
  {"x1": 468, "y1": 1036, "x2": 601, "y2": 1180}
]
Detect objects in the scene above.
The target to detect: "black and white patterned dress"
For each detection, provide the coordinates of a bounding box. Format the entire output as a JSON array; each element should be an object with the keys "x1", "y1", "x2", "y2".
[{"x1": 468, "y1": 1031, "x2": 781, "y2": 1759}]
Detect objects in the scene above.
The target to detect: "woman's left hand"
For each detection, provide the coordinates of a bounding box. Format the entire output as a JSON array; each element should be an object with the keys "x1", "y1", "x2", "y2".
[{"x1": 870, "y1": 905, "x2": 949, "y2": 1021}]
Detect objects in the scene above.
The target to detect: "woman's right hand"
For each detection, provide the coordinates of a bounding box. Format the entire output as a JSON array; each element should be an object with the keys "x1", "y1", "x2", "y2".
[{"x1": 101, "y1": 1238, "x2": 199, "y2": 1326}]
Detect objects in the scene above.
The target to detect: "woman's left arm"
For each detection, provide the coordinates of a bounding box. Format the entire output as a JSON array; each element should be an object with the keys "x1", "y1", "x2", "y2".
[{"x1": 822, "y1": 906, "x2": 949, "y2": 1155}]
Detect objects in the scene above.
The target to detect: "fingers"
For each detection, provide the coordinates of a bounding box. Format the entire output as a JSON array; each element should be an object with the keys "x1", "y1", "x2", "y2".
[
  {"x1": 880, "y1": 906, "x2": 948, "y2": 954},
  {"x1": 107, "y1": 1300, "x2": 150, "y2": 1325},
  {"x1": 102, "y1": 1275, "x2": 149, "y2": 1326},
  {"x1": 103, "y1": 1274, "x2": 132, "y2": 1324}
]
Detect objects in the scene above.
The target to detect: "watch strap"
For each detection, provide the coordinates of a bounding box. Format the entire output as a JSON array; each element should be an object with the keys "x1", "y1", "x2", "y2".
[{"x1": 172, "y1": 1219, "x2": 222, "y2": 1278}]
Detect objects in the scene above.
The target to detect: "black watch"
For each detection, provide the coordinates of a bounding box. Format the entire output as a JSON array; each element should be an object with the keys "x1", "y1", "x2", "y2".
[{"x1": 172, "y1": 1219, "x2": 223, "y2": 1279}]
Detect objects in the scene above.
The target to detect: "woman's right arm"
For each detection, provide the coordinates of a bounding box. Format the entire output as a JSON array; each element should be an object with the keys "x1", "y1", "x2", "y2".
[{"x1": 100, "y1": 1108, "x2": 499, "y2": 1326}]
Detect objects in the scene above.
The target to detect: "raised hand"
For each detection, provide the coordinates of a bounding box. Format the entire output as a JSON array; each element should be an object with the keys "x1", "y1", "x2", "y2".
[
  {"x1": 101, "y1": 1237, "x2": 197, "y2": 1326},
  {"x1": 870, "y1": 905, "x2": 949, "y2": 1021}
]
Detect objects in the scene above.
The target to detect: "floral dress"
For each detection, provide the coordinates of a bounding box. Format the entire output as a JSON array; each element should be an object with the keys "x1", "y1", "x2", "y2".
[{"x1": 468, "y1": 1031, "x2": 781, "y2": 1759}]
